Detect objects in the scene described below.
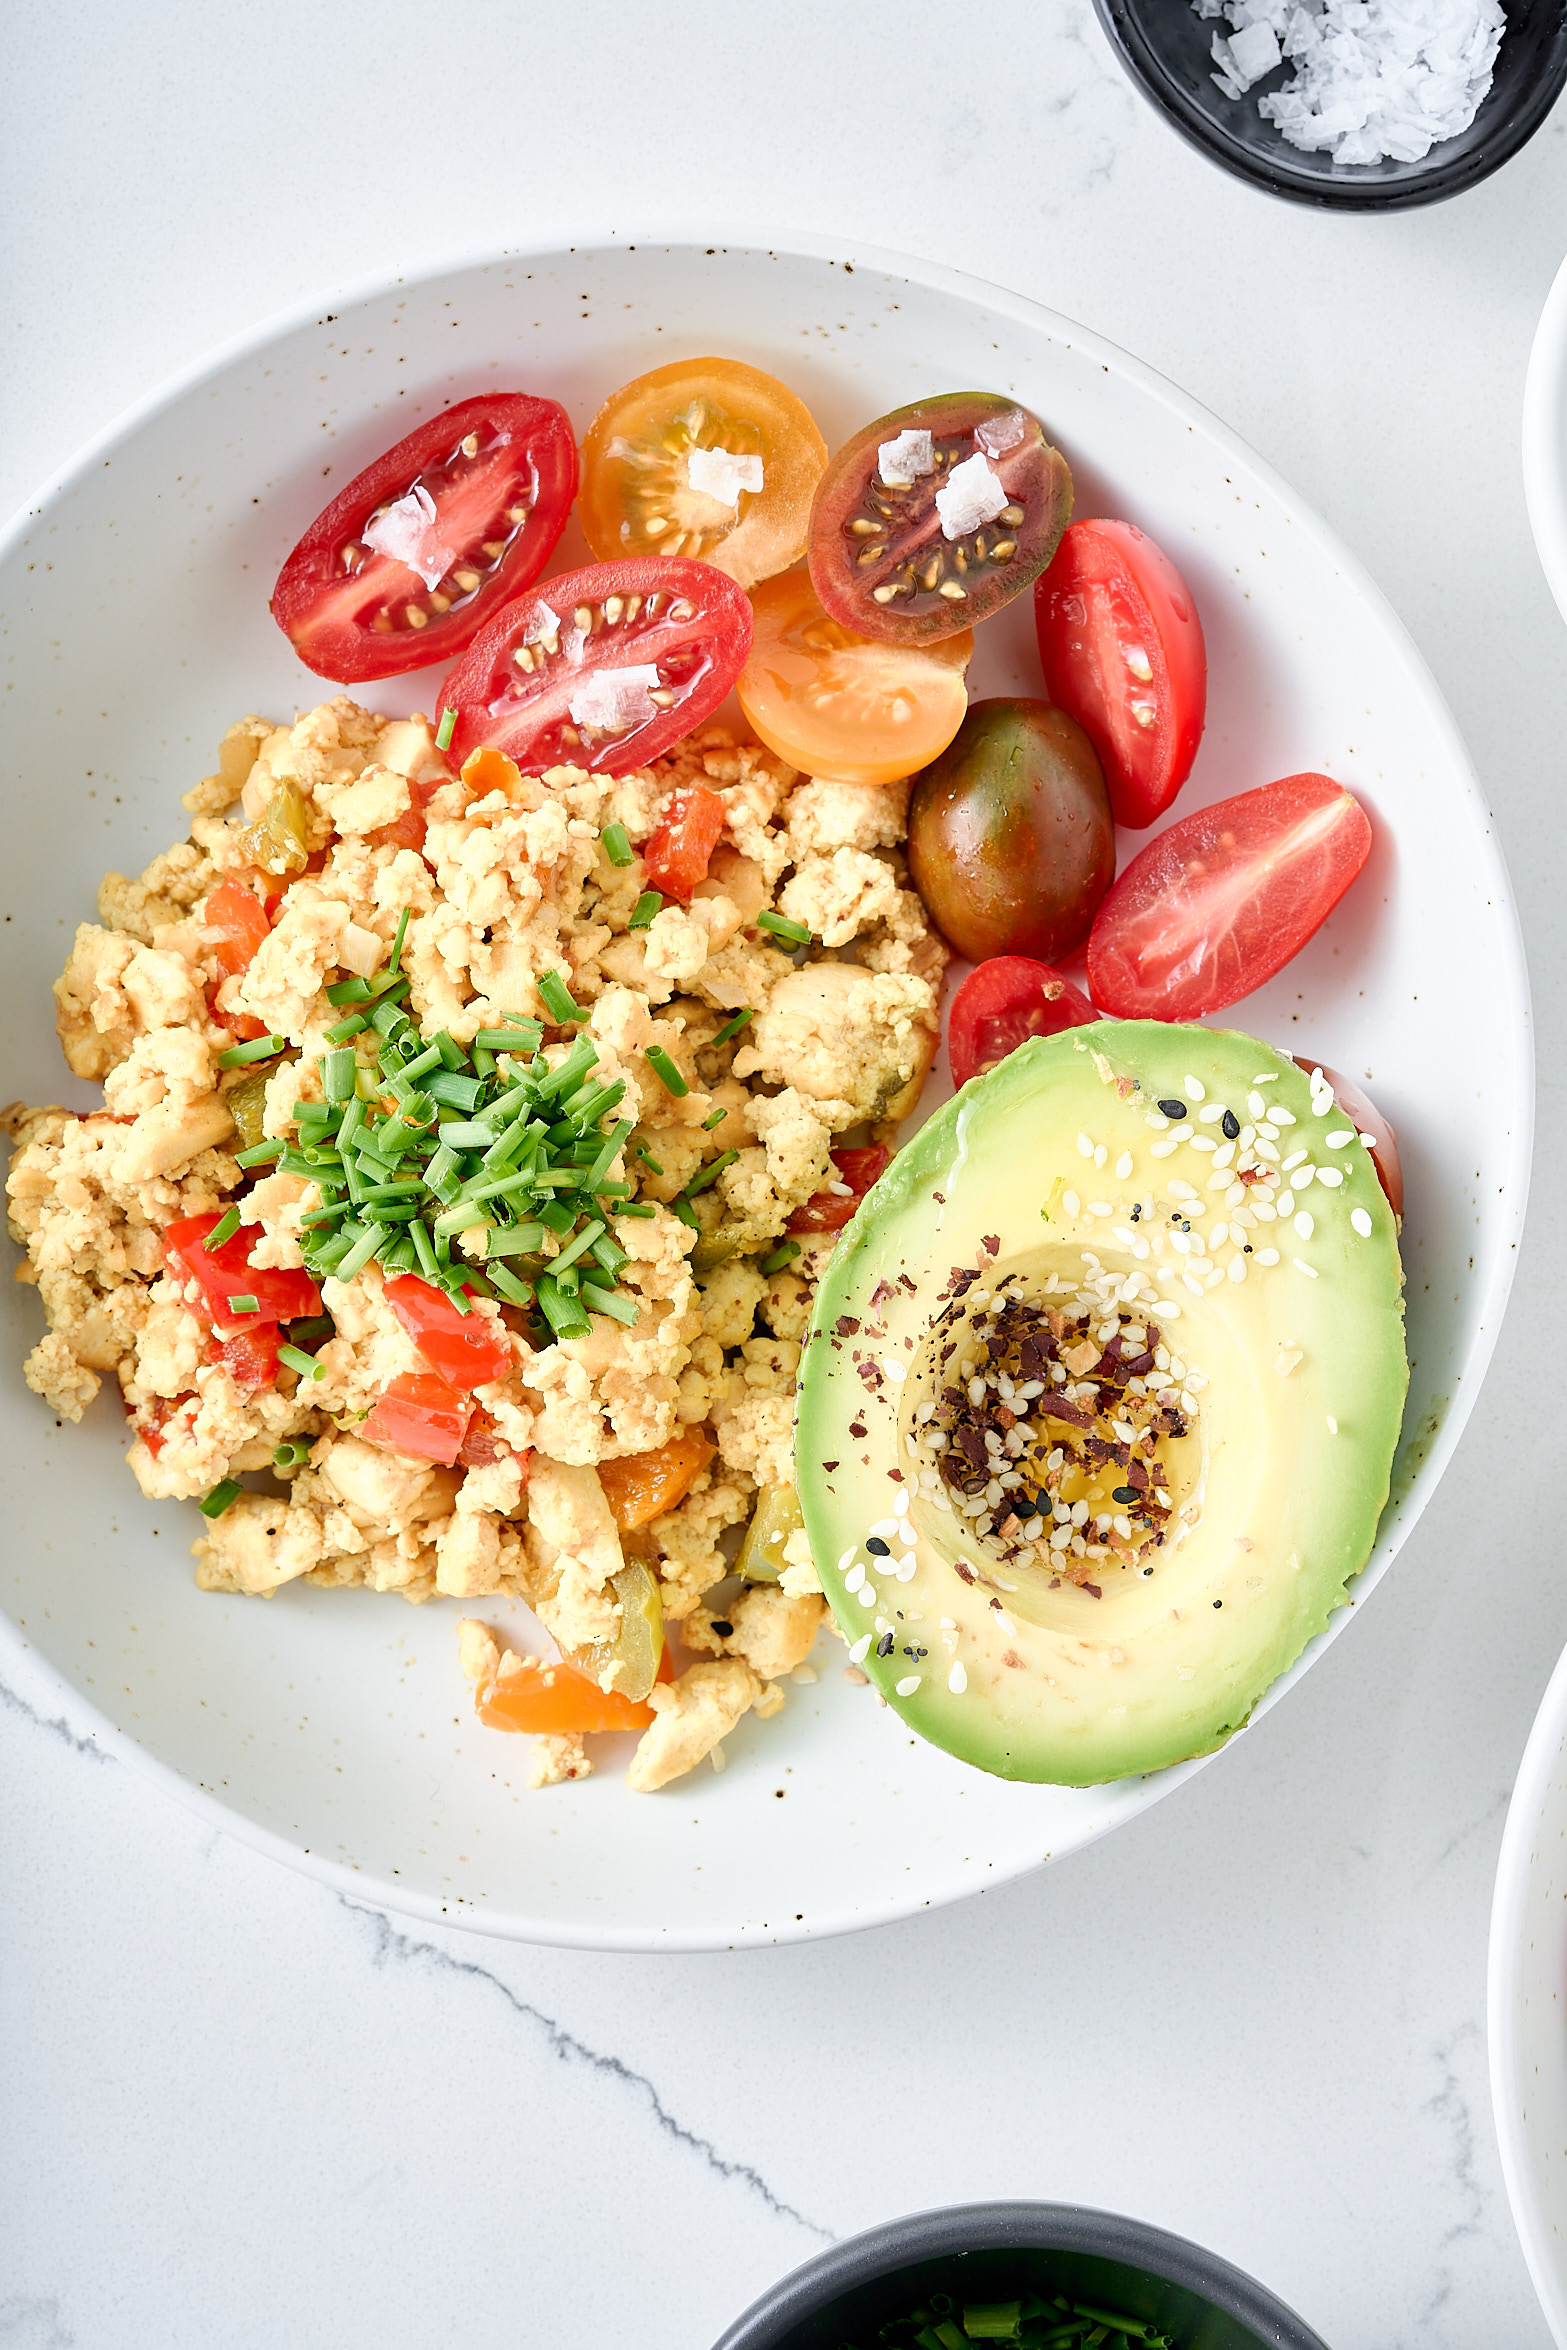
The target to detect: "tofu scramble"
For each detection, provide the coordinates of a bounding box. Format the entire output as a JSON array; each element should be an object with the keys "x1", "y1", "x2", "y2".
[{"x1": 5, "y1": 697, "x2": 948, "y2": 1790}]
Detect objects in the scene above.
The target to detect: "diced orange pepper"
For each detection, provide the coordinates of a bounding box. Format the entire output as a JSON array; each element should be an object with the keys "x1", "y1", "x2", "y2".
[
  {"x1": 476, "y1": 1646, "x2": 673, "y2": 1736},
  {"x1": 460, "y1": 744, "x2": 525, "y2": 802},
  {"x1": 597, "y1": 1429, "x2": 715, "y2": 1531}
]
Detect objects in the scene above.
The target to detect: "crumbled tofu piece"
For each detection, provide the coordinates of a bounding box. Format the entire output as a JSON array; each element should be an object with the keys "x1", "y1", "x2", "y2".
[
  {"x1": 456, "y1": 1619, "x2": 502, "y2": 1682},
  {"x1": 531, "y1": 1733, "x2": 593, "y2": 1788},
  {"x1": 23, "y1": 1331, "x2": 101, "y2": 1422},
  {"x1": 627, "y1": 1657, "x2": 770, "y2": 1792},
  {"x1": 725, "y1": 1585, "x2": 825, "y2": 1679}
]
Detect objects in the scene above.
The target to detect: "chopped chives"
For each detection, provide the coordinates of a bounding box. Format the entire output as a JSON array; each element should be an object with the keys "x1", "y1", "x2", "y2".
[
  {"x1": 334, "y1": 1223, "x2": 385, "y2": 1280},
  {"x1": 411, "y1": 1220, "x2": 440, "y2": 1281},
  {"x1": 586, "y1": 1117, "x2": 634, "y2": 1190},
  {"x1": 615, "y1": 1200, "x2": 657, "y2": 1218},
  {"x1": 701, "y1": 1107, "x2": 728, "y2": 1130},
  {"x1": 758, "y1": 1240, "x2": 801, "y2": 1274},
  {"x1": 671, "y1": 1197, "x2": 700, "y2": 1229},
  {"x1": 758, "y1": 909, "x2": 812, "y2": 945},
  {"x1": 217, "y1": 1032, "x2": 286, "y2": 1068},
  {"x1": 234, "y1": 1137, "x2": 285, "y2": 1168},
  {"x1": 433, "y1": 1201, "x2": 492, "y2": 1240},
  {"x1": 337, "y1": 1097, "x2": 364, "y2": 1151},
  {"x1": 536, "y1": 1276, "x2": 592, "y2": 1340},
  {"x1": 549, "y1": 1218, "x2": 605, "y2": 1275},
  {"x1": 285, "y1": 1316, "x2": 335, "y2": 1348},
  {"x1": 600, "y1": 820, "x2": 634, "y2": 867},
  {"x1": 645, "y1": 1047, "x2": 688, "y2": 1098},
  {"x1": 636, "y1": 1145, "x2": 665, "y2": 1175},
  {"x1": 435, "y1": 704, "x2": 457, "y2": 753},
  {"x1": 537, "y1": 969, "x2": 584, "y2": 1025},
  {"x1": 225, "y1": 1293, "x2": 260, "y2": 1316},
  {"x1": 424, "y1": 1069, "x2": 486, "y2": 1113},
  {"x1": 366, "y1": 970, "x2": 410, "y2": 1001},
  {"x1": 399, "y1": 1040, "x2": 443, "y2": 1083},
  {"x1": 581, "y1": 1280, "x2": 638, "y2": 1326},
  {"x1": 299, "y1": 1203, "x2": 347, "y2": 1231},
  {"x1": 369, "y1": 998, "x2": 408, "y2": 1040},
  {"x1": 482, "y1": 1260, "x2": 532, "y2": 1307},
  {"x1": 387, "y1": 905, "x2": 412, "y2": 975},
  {"x1": 536, "y1": 1200, "x2": 575, "y2": 1235},
  {"x1": 474, "y1": 1022, "x2": 544, "y2": 1053},
  {"x1": 627, "y1": 890, "x2": 662, "y2": 931},
  {"x1": 273, "y1": 1438, "x2": 313, "y2": 1469},
  {"x1": 589, "y1": 1232, "x2": 629, "y2": 1277},
  {"x1": 324, "y1": 1012, "x2": 368, "y2": 1043},
  {"x1": 278, "y1": 1343, "x2": 325, "y2": 1380},
  {"x1": 199, "y1": 1480, "x2": 243, "y2": 1519},
  {"x1": 204, "y1": 1206, "x2": 243, "y2": 1252},
  {"x1": 358, "y1": 1179, "x2": 425, "y2": 1205},
  {"x1": 321, "y1": 1046, "x2": 357, "y2": 1102},
  {"x1": 431, "y1": 1029, "x2": 465, "y2": 1072},
  {"x1": 710, "y1": 1007, "x2": 754, "y2": 1046},
  {"x1": 681, "y1": 1150, "x2": 737, "y2": 1198},
  {"x1": 325, "y1": 975, "x2": 373, "y2": 1006}
]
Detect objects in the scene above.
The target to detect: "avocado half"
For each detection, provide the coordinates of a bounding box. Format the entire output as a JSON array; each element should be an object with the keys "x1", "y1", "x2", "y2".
[{"x1": 795, "y1": 1022, "x2": 1408, "y2": 1786}]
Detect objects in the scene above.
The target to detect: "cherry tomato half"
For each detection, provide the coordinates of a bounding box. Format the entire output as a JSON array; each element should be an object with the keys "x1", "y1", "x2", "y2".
[
  {"x1": 947, "y1": 958, "x2": 1099, "y2": 1092},
  {"x1": 1086, "y1": 773, "x2": 1373, "y2": 1021},
  {"x1": 442, "y1": 559, "x2": 753, "y2": 775},
  {"x1": 738, "y1": 570, "x2": 971, "y2": 787},
  {"x1": 1035, "y1": 520, "x2": 1207, "y2": 831},
  {"x1": 906, "y1": 700, "x2": 1114, "y2": 964},
  {"x1": 1294, "y1": 1060, "x2": 1404, "y2": 1217},
  {"x1": 808, "y1": 393, "x2": 1072, "y2": 647},
  {"x1": 204, "y1": 878, "x2": 272, "y2": 977},
  {"x1": 271, "y1": 394, "x2": 577, "y2": 684},
  {"x1": 579, "y1": 358, "x2": 827, "y2": 590},
  {"x1": 788, "y1": 1144, "x2": 891, "y2": 1234},
  {"x1": 642, "y1": 786, "x2": 727, "y2": 903},
  {"x1": 383, "y1": 1276, "x2": 512, "y2": 1392}
]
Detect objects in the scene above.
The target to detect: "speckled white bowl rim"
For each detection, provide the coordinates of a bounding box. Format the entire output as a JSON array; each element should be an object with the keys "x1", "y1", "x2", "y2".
[
  {"x1": 1524, "y1": 245, "x2": 1567, "y2": 629},
  {"x1": 0, "y1": 224, "x2": 1532, "y2": 1950}
]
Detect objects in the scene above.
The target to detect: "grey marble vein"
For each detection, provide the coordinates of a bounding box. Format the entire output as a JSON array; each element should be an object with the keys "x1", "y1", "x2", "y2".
[
  {"x1": 0, "y1": 1675, "x2": 109, "y2": 1764},
  {"x1": 343, "y1": 1899, "x2": 833, "y2": 2241},
  {"x1": 1415, "y1": 2023, "x2": 1488, "y2": 2338},
  {"x1": 0, "y1": 2295, "x2": 76, "y2": 2349}
]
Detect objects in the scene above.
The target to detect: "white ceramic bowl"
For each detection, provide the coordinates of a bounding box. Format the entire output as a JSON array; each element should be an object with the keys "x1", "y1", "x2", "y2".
[
  {"x1": 1491, "y1": 1650, "x2": 1567, "y2": 2347},
  {"x1": 1524, "y1": 247, "x2": 1567, "y2": 625},
  {"x1": 0, "y1": 232, "x2": 1530, "y2": 1950}
]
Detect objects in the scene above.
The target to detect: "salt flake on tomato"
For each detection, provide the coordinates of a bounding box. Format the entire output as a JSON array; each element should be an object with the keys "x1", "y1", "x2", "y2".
[
  {"x1": 361, "y1": 484, "x2": 456, "y2": 591},
  {"x1": 524, "y1": 600, "x2": 561, "y2": 648},
  {"x1": 687, "y1": 447, "x2": 764, "y2": 505},
  {"x1": 568, "y1": 665, "x2": 663, "y2": 733},
  {"x1": 877, "y1": 428, "x2": 935, "y2": 487},
  {"x1": 935, "y1": 452, "x2": 1009, "y2": 540},
  {"x1": 974, "y1": 407, "x2": 1027, "y2": 457}
]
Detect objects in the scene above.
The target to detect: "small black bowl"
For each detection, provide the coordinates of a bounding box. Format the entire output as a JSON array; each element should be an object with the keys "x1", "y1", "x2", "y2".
[
  {"x1": 712, "y1": 2202, "x2": 1328, "y2": 2349},
  {"x1": 1091, "y1": 0, "x2": 1567, "y2": 210}
]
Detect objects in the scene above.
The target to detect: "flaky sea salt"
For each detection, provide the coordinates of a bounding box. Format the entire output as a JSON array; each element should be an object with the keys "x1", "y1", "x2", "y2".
[
  {"x1": 1191, "y1": 0, "x2": 1505, "y2": 166},
  {"x1": 362, "y1": 483, "x2": 456, "y2": 589},
  {"x1": 686, "y1": 446, "x2": 763, "y2": 506},
  {"x1": 934, "y1": 452, "x2": 1009, "y2": 540},
  {"x1": 567, "y1": 664, "x2": 661, "y2": 733}
]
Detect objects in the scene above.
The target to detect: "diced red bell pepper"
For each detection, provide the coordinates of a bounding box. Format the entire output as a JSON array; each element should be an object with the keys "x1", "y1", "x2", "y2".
[
  {"x1": 361, "y1": 1371, "x2": 473, "y2": 1466},
  {"x1": 642, "y1": 785, "x2": 726, "y2": 903},
  {"x1": 209, "y1": 1325, "x2": 282, "y2": 1394},
  {"x1": 383, "y1": 1275, "x2": 512, "y2": 1392},
  {"x1": 164, "y1": 1214, "x2": 322, "y2": 1336},
  {"x1": 787, "y1": 1144, "x2": 890, "y2": 1234},
  {"x1": 205, "y1": 877, "x2": 273, "y2": 977}
]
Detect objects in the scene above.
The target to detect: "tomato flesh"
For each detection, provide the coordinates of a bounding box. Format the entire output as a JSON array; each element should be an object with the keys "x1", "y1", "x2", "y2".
[
  {"x1": 1035, "y1": 520, "x2": 1207, "y2": 830},
  {"x1": 361, "y1": 1371, "x2": 473, "y2": 1466},
  {"x1": 642, "y1": 786, "x2": 726, "y2": 902},
  {"x1": 442, "y1": 559, "x2": 753, "y2": 775},
  {"x1": 579, "y1": 357, "x2": 827, "y2": 590},
  {"x1": 1087, "y1": 773, "x2": 1374, "y2": 1021},
  {"x1": 164, "y1": 1214, "x2": 322, "y2": 1336},
  {"x1": 738, "y1": 570, "x2": 972, "y2": 787},
  {"x1": 271, "y1": 393, "x2": 577, "y2": 684},
  {"x1": 596, "y1": 1430, "x2": 716, "y2": 1531},
  {"x1": 788, "y1": 1144, "x2": 891, "y2": 1234},
  {"x1": 476, "y1": 1649, "x2": 672, "y2": 1736},
  {"x1": 208, "y1": 1325, "x2": 282, "y2": 1394},
  {"x1": 947, "y1": 959, "x2": 1100, "y2": 1091},
  {"x1": 205, "y1": 878, "x2": 272, "y2": 977},
  {"x1": 383, "y1": 1275, "x2": 511, "y2": 1392},
  {"x1": 1294, "y1": 1060, "x2": 1404, "y2": 1217},
  {"x1": 809, "y1": 392, "x2": 1072, "y2": 647}
]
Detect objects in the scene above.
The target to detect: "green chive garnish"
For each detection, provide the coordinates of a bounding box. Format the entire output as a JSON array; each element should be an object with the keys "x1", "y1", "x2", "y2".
[
  {"x1": 225, "y1": 1293, "x2": 260, "y2": 1316},
  {"x1": 701, "y1": 1107, "x2": 728, "y2": 1130},
  {"x1": 286, "y1": 1316, "x2": 335, "y2": 1348},
  {"x1": 645, "y1": 1048, "x2": 688, "y2": 1098},
  {"x1": 204, "y1": 1206, "x2": 243, "y2": 1252},
  {"x1": 485, "y1": 1262, "x2": 535, "y2": 1308},
  {"x1": 387, "y1": 905, "x2": 412, "y2": 976},
  {"x1": 233, "y1": 1138, "x2": 285, "y2": 1168},
  {"x1": 435, "y1": 705, "x2": 457, "y2": 753},
  {"x1": 636, "y1": 1145, "x2": 665, "y2": 1175},
  {"x1": 627, "y1": 890, "x2": 662, "y2": 931},
  {"x1": 681, "y1": 1150, "x2": 737, "y2": 1199},
  {"x1": 277, "y1": 1343, "x2": 325, "y2": 1380},
  {"x1": 325, "y1": 976, "x2": 373, "y2": 1006},
  {"x1": 710, "y1": 1007, "x2": 754, "y2": 1045},
  {"x1": 273, "y1": 1438, "x2": 313, "y2": 1469},
  {"x1": 537, "y1": 970, "x2": 584, "y2": 1025},
  {"x1": 473, "y1": 1022, "x2": 544, "y2": 1053},
  {"x1": 581, "y1": 1280, "x2": 638, "y2": 1326},
  {"x1": 545, "y1": 1218, "x2": 605, "y2": 1276},
  {"x1": 758, "y1": 909, "x2": 812, "y2": 946},
  {"x1": 199, "y1": 1481, "x2": 242, "y2": 1519},
  {"x1": 758, "y1": 1240, "x2": 802, "y2": 1274},
  {"x1": 600, "y1": 820, "x2": 634, "y2": 867},
  {"x1": 536, "y1": 1276, "x2": 592, "y2": 1340},
  {"x1": 324, "y1": 1012, "x2": 368, "y2": 1043},
  {"x1": 321, "y1": 1047, "x2": 357, "y2": 1103},
  {"x1": 217, "y1": 1033, "x2": 286, "y2": 1068}
]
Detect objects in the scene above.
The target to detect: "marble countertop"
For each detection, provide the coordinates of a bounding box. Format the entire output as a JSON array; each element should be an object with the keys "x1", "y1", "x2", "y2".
[{"x1": 5, "y1": 6, "x2": 1566, "y2": 2344}]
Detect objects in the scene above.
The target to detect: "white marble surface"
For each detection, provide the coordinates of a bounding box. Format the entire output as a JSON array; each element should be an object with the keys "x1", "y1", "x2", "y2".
[{"x1": 3, "y1": 6, "x2": 1566, "y2": 2345}]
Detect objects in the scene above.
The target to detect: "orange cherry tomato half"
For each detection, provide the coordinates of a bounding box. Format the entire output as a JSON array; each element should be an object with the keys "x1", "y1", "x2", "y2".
[
  {"x1": 475, "y1": 1647, "x2": 674, "y2": 1736},
  {"x1": 1086, "y1": 773, "x2": 1373, "y2": 1022},
  {"x1": 737, "y1": 570, "x2": 972, "y2": 786},
  {"x1": 1294, "y1": 1060, "x2": 1404, "y2": 1218},
  {"x1": 596, "y1": 1430, "x2": 716, "y2": 1532},
  {"x1": 579, "y1": 358, "x2": 827, "y2": 590}
]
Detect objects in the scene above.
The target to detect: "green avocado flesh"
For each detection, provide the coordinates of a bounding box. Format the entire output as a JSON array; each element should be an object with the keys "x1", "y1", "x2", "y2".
[{"x1": 795, "y1": 1022, "x2": 1408, "y2": 1786}]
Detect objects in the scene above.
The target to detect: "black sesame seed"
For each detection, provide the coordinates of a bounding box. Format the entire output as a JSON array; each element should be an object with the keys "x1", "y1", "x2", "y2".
[
  {"x1": 865, "y1": 1536, "x2": 890, "y2": 1556},
  {"x1": 1112, "y1": 1486, "x2": 1138, "y2": 1505},
  {"x1": 709, "y1": 1620, "x2": 733, "y2": 1637},
  {"x1": 1213, "y1": 1599, "x2": 1223, "y2": 1608},
  {"x1": 876, "y1": 1632, "x2": 894, "y2": 1656},
  {"x1": 1130, "y1": 1202, "x2": 1142, "y2": 1221},
  {"x1": 1221, "y1": 1108, "x2": 1240, "y2": 1139},
  {"x1": 1158, "y1": 1099, "x2": 1187, "y2": 1120},
  {"x1": 1243, "y1": 1243, "x2": 1253, "y2": 1253}
]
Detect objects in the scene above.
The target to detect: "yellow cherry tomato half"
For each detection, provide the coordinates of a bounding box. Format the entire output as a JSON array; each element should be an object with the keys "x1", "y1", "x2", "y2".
[
  {"x1": 737, "y1": 569, "x2": 973, "y2": 786},
  {"x1": 578, "y1": 357, "x2": 827, "y2": 590}
]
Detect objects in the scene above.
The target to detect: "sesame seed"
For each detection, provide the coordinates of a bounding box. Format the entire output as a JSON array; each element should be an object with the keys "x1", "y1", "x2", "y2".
[
  {"x1": 1326, "y1": 1129, "x2": 1354, "y2": 1148},
  {"x1": 1094, "y1": 1144, "x2": 1107, "y2": 1169},
  {"x1": 1293, "y1": 1258, "x2": 1319, "y2": 1279},
  {"x1": 1227, "y1": 1255, "x2": 1247, "y2": 1283},
  {"x1": 866, "y1": 1535, "x2": 892, "y2": 1555},
  {"x1": 1351, "y1": 1207, "x2": 1373, "y2": 1237},
  {"x1": 849, "y1": 1632, "x2": 872, "y2": 1662},
  {"x1": 1077, "y1": 1133, "x2": 1094, "y2": 1158},
  {"x1": 1157, "y1": 1099, "x2": 1188, "y2": 1120},
  {"x1": 1257, "y1": 1247, "x2": 1280, "y2": 1265},
  {"x1": 1167, "y1": 1178, "x2": 1196, "y2": 1200},
  {"x1": 895, "y1": 1675, "x2": 922, "y2": 1697},
  {"x1": 1247, "y1": 1091, "x2": 1267, "y2": 1118},
  {"x1": 1184, "y1": 1076, "x2": 1205, "y2": 1101},
  {"x1": 1063, "y1": 1189, "x2": 1081, "y2": 1215},
  {"x1": 880, "y1": 1355, "x2": 907, "y2": 1382},
  {"x1": 1149, "y1": 1138, "x2": 1179, "y2": 1160},
  {"x1": 1198, "y1": 1101, "x2": 1226, "y2": 1125},
  {"x1": 1315, "y1": 1168, "x2": 1344, "y2": 1189},
  {"x1": 844, "y1": 1562, "x2": 865, "y2": 1593},
  {"x1": 1190, "y1": 1134, "x2": 1217, "y2": 1154},
  {"x1": 1088, "y1": 1200, "x2": 1112, "y2": 1217},
  {"x1": 1294, "y1": 1165, "x2": 1316, "y2": 1188},
  {"x1": 1281, "y1": 1149, "x2": 1309, "y2": 1171},
  {"x1": 893, "y1": 1489, "x2": 909, "y2": 1516},
  {"x1": 1294, "y1": 1211, "x2": 1314, "y2": 1238},
  {"x1": 857, "y1": 1584, "x2": 877, "y2": 1609},
  {"x1": 1115, "y1": 1151, "x2": 1133, "y2": 1179}
]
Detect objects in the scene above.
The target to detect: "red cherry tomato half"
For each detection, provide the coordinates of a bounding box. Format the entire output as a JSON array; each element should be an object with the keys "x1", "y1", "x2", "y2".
[
  {"x1": 642, "y1": 785, "x2": 727, "y2": 903},
  {"x1": 457, "y1": 1406, "x2": 528, "y2": 1472},
  {"x1": 382, "y1": 1276, "x2": 512, "y2": 1393},
  {"x1": 271, "y1": 393, "x2": 577, "y2": 684},
  {"x1": 164, "y1": 1215, "x2": 322, "y2": 1336},
  {"x1": 361, "y1": 1371, "x2": 474, "y2": 1466},
  {"x1": 947, "y1": 957, "x2": 1100, "y2": 1092},
  {"x1": 205, "y1": 878, "x2": 272, "y2": 977},
  {"x1": 208, "y1": 1325, "x2": 281, "y2": 1394},
  {"x1": 1035, "y1": 520, "x2": 1207, "y2": 830},
  {"x1": 441, "y1": 559, "x2": 753, "y2": 775},
  {"x1": 788, "y1": 1144, "x2": 891, "y2": 1234},
  {"x1": 1294, "y1": 1060, "x2": 1404, "y2": 1218},
  {"x1": 1086, "y1": 773, "x2": 1373, "y2": 1022}
]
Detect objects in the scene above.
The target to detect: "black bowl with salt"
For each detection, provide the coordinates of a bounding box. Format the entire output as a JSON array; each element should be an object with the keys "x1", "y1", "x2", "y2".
[{"x1": 1092, "y1": 0, "x2": 1567, "y2": 209}]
